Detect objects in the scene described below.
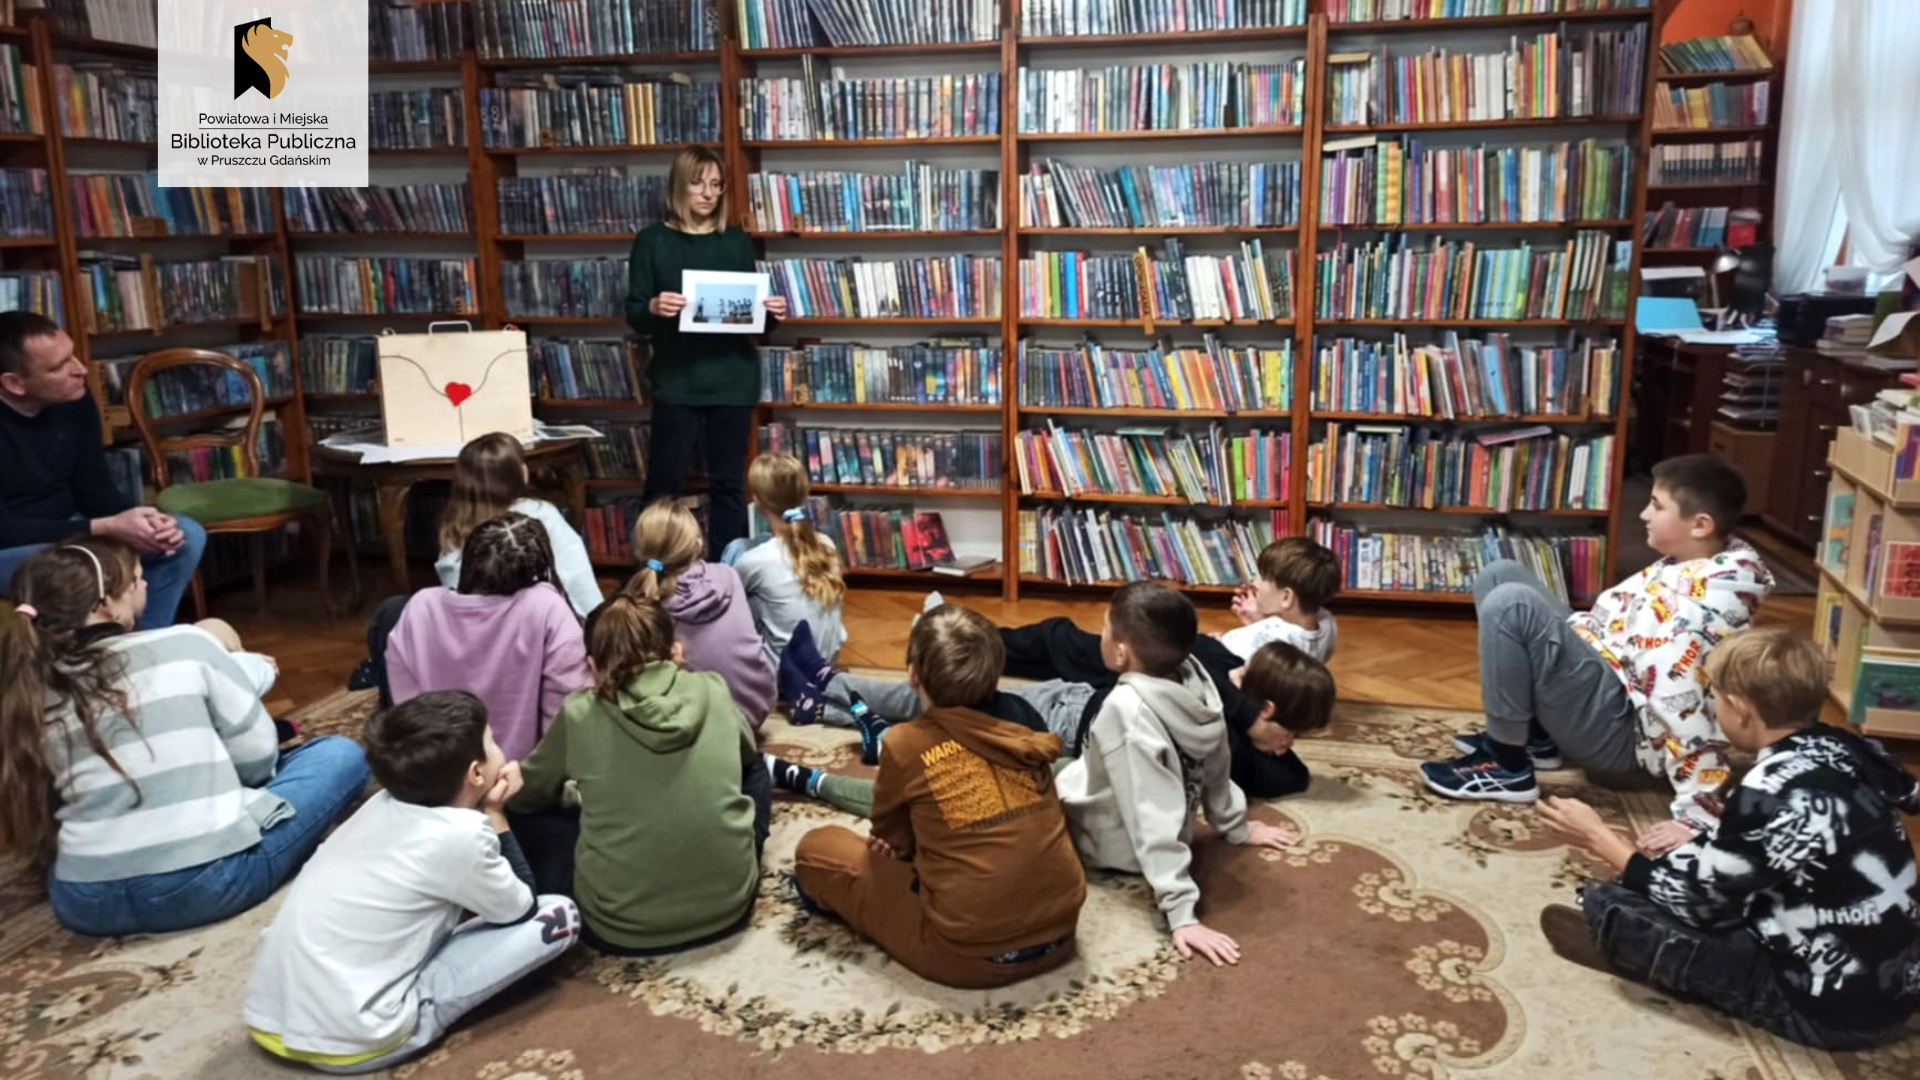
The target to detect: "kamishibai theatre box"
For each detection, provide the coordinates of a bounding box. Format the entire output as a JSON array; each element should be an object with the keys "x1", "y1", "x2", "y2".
[{"x1": 157, "y1": 0, "x2": 369, "y2": 188}]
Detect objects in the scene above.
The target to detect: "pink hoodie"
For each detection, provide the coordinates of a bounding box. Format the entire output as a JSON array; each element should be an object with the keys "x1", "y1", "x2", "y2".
[
  {"x1": 664, "y1": 561, "x2": 775, "y2": 728},
  {"x1": 385, "y1": 584, "x2": 592, "y2": 760}
]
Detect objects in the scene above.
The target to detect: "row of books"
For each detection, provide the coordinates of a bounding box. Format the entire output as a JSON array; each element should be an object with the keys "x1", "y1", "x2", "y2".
[
  {"x1": 1015, "y1": 422, "x2": 1293, "y2": 505},
  {"x1": 1021, "y1": 0, "x2": 1305, "y2": 35},
  {"x1": 96, "y1": 341, "x2": 295, "y2": 416},
  {"x1": 747, "y1": 164, "x2": 1000, "y2": 234},
  {"x1": 53, "y1": 63, "x2": 154, "y2": 142},
  {"x1": 32, "y1": 0, "x2": 156, "y2": 48},
  {"x1": 1657, "y1": 34, "x2": 1771, "y2": 74},
  {"x1": 284, "y1": 184, "x2": 474, "y2": 235},
  {"x1": 581, "y1": 420, "x2": 650, "y2": 481},
  {"x1": 741, "y1": 72, "x2": 1001, "y2": 142},
  {"x1": 1019, "y1": 505, "x2": 1287, "y2": 588},
  {"x1": 0, "y1": 271, "x2": 62, "y2": 324},
  {"x1": 758, "y1": 255, "x2": 1002, "y2": 319},
  {"x1": 1017, "y1": 337, "x2": 1294, "y2": 413},
  {"x1": 1652, "y1": 81, "x2": 1770, "y2": 130},
  {"x1": 1325, "y1": 27, "x2": 1646, "y2": 125},
  {"x1": 1325, "y1": 1, "x2": 1648, "y2": 23},
  {"x1": 79, "y1": 254, "x2": 286, "y2": 332},
  {"x1": 1318, "y1": 136, "x2": 1631, "y2": 225},
  {"x1": 371, "y1": 89, "x2": 464, "y2": 150},
  {"x1": 1304, "y1": 422, "x2": 1614, "y2": 511},
  {"x1": 501, "y1": 259, "x2": 625, "y2": 320},
  {"x1": 1648, "y1": 139, "x2": 1764, "y2": 186},
  {"x1": 162, "y1": 419, "x2": 288, "y2": 485},
  {"x1": 1020, "y1": 241, "x2": 1295, "y2": 322},
  {"x1": 773, "y1": 503, "x2": 974, "y2": 574},
  {"x1": 1313, "y1": 231, "x2": 1629, "y2": 321},
  {"x1": 1020, "y1": 159, "x2": 1302, "y2": 230},
  {"x1": 472, "y1": 0, "x2": 717, "y2": 58},
  {"x1": 1016, "y1": 61, "x2": 1305, "y2": 134},
  {"x1": 1643, "y1": 203, "x2": 1735, "y2": 250},
  {"x1": 1, "y1": 44, "x2": 39, "y2": 134},
  {"x1": 499, "y1": 170, "x2": 664, "y2": 235},
  {"x1": 759, "y1": 423, "x2": 1003, "y2": 491},
  {"x1": 1308, "y1": 332, "x2": 1620, "y2": 418},
  {"x1": 300, "y1": 336, "x2": 380, "y2": 396},
  {"x1": 537, "y1": 338, "x2": 643, "y2": 400},
  {"x1": 759, "y1": 341, "x2": 1003, "y2": 406},
  {"x1": 481, "y1": 74, "x2": 722, "y2": 148},
  {"x1": 293, "y1": 257, "x2": 480, "y2": 316},
  {"x1": 1307, "y1": 519, "x2": 1602, "y2": 604},
  {"x1": 1, "y1": 169, "x2": 51, "y2": 236},
  {"x1": 70, "y1": 174, "x2": 275, "y2": 237},
  {"x1": 742, "y1": 0, "x2": 999, "y2": 50},
  {"x1": 372, "y1": 0, "x2": 471, "y2": 61}
]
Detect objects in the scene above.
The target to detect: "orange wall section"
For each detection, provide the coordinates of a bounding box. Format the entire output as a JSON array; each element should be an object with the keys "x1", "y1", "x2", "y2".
[{"x1": 1661, "y1": 0, "x2": 1794, "y2": 58}]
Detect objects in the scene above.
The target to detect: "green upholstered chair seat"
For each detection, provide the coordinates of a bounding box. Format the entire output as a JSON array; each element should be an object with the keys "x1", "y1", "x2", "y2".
[{"x1": 153, "y1": 478, "x2": 328, "y2": 524}]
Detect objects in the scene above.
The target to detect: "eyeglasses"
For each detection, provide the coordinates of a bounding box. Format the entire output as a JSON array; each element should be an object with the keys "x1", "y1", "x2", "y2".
[{"x1": 689, "y1": 180, "x2": 725, "y2": 193}]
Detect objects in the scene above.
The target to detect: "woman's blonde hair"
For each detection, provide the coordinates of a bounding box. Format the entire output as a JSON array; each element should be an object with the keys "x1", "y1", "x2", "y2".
[
  {"x1": 584, "y1": 594, "x2": 676, "y2": 702},
  {"x1": 439, "y1": 433, "x2": 528, "y2": 556},
  {"x1": 748, "y1": 453, "x2": 844, "y2": 608},
  {"x1": 622, "y1": 500, "x2": 706, "y2": 603},
  {"x1": 664, "y1": 145, "x2": 728, "y2": 230}
]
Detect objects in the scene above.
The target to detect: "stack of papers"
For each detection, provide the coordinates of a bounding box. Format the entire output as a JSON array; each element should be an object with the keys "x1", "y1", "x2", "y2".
[{"x1": 319, "y1": 422, "x2": 606, "y2": 465}]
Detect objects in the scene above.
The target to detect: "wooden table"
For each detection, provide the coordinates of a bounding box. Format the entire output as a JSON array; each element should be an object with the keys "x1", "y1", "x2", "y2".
[{"x1": 312, "y1": 438, "x2": 588, "y2": 598}]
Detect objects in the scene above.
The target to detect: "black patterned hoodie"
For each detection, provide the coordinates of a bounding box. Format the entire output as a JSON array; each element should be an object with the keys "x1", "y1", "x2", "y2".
[{"x1": 1621, "y1": 725, "x2": 1920, "y2": 1030}]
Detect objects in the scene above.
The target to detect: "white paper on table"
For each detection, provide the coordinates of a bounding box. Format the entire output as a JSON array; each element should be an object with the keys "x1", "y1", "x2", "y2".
[
  {"x1": 1869, "y1": 311, "x2": 1919, "y2": 351},
  {"x1": 319, "y1": 423, "x2": 605, "y2": 464},
  {"x1": 1674, "y1": 329, "x2": 1768, "y2": 345},
  {"x1": 679, "y1": 270, "x2": 770, "y2": 334}
]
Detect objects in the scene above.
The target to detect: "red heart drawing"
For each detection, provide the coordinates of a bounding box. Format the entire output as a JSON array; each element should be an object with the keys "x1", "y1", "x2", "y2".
[{"x1": 444, "y1": 382, "x2": 474, "y2": 406}]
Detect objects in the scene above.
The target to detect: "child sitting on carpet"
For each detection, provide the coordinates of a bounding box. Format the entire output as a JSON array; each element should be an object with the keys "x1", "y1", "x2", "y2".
[
  {"x1": 792, "y1": 604, "x2": 1087, "y2": 989},
  {"x1": 245, "y1": 690, "x2": 578, "y2": 1074},
  {"x1": 1217, "y1": 536, "x2": 1340, "y2": 664},
  {"x1": 726, "y1": 452, "x2": 846, "y2": 673},
  {"x1": 1536, "y1": 629, "x2": 1920, "y2": 1051},
  {"x1": 1, "y1": 538, "x2": 368, "y2": 938},
  {"x1": 1421, "y1": 453, "x2": 1773, "y2": 848},
  {"x1": 386, "y1": 513, "x2": 591, "y2": 761},
  {"x1": 435, "y1": 432, "x2": 604, "y2": 619},
  {"x1": 624, "y1": 501, "x2": 776, "y2": 729},
  {"x1": 508, "y1": 594, "x2": 769, "y2": 955}
]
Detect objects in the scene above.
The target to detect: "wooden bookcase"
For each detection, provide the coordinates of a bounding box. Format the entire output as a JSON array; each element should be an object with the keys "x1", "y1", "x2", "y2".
[{"x1": 5, "y1": 0, "x2": 1694, "y2": 604}]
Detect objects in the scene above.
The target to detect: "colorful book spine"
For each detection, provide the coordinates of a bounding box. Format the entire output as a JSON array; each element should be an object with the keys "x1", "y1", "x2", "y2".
[
  {"x1": 749, "y1": 164, "x2": 1001, "y2": 233},
  {"x1": 759, "y1": 341, "x2": 1002, "y2": 405},
  {"x1": 760, "y1": 423, "x2": 1002, "y2": 491},
  {"x1": 52, "y1": 63, "x2": 155, "y2": 141},
  {"x1": 1305, "y1": 421, "x2": 1615, "y2": 510},
  {"x1": 1308, "y1": 517, "x2": 1604, "y2": 604},
  {"x1": 294, "y1": 257, "x2": 479, "y2": 315},
  {"x1": 741, "y1": 72, "x2": 1001, "y2": 141},
  {"x1": 70, "y1": 173, "x2": 276, "y2": 237},
  {"x1": 1318, "y1": 137, "x2": 1631, "y2": 225},
  {"x1": 500, "y1": 259, "x2": 626, "y2": 319},
  {"x1": 1022, "y1": 0, "x2": 1305, "y2": 35},
  {"x1": 0, "y1": 271, "x2": 64, "y2": 325},
  {"x1": 760, "y1": 255, "x2": 1001, "y2": 319},
  {"x1": 284, "y1": 184, "x2": 473, "y2": 235},
  {"x1": 371, "y1": 0, "x2": 472, "y2": 61},
  {"x1": 1652, "y1": 82, "x2": 1770, "y2": 129},
  {"x1": 1020, "y1": 158, "x2": 1301, "y2": 229},
  {"x1": 472, "y1": 0, "x2": 716, "y2": 57},
  {"x1": 1313, "y1": 230, "x2": 1630, "y2": 321},
  {"x1": 1310, "y1": 332, "x2": 1620, "y2": 417},
  {"x1": 498, "y1": 171, "x2": 666, "y2": 235},
  {"x1": 1326, "y1": 0, "x2": 1649, "y2": 22},
  {"x1": 1017, "y1": 505, "x2": 1288, "y2": 587},
  {"x1": 1017, "y1": 60, "x2": 1305, "y2": 134},
  {"x1": 299, "y1": 335, "x2": 380, "y2": 395},
  {"x1": 1013, "y1": 421, "x2": 1289, "y2": 505},
  {"x1": 1017, "y1": 337, "x2": 1293, "y2": 412},
  {"x1": 535, "y1": 338, "x2": 641, "y2": 400},
  {"x1": 1022, "y1": 241, "x2": 1295, "y2": 322},
  {"x1": 370, "y1": 89, "x2": 465, "y2": 149},
  {"x1": 743, "y1": 0, "x2": 1001, "y2": 50},
  {"x1": 481, "y1": 76, "x2": 721, "y2": 147},
  {"x1": 1, "y1": 169, "x2": 53, "y2": 236},
  {"x1": 1649, "y1": 139, "x2": 1765, "y2": 185}
]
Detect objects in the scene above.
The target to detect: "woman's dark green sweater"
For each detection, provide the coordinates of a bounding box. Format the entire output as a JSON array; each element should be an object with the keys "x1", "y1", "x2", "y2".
[{"x1": 623, "y1": 223, "x2": 762, "y2": 408}]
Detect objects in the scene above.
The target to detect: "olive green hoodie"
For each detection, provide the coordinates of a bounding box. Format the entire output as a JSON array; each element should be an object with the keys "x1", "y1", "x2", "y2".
[{"x1": 511, "y1": 661, "x2": 760, "y2": 951}]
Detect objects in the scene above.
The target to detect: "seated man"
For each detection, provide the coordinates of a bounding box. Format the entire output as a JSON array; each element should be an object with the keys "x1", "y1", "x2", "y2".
[{"x1": 0, "y1": 311, "x2": 204, "y2": 628}]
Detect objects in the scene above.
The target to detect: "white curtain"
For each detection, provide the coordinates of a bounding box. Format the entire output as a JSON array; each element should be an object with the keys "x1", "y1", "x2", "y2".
[
  {"x1": 1769, "y1": 0, "x2": 1843, "y2": 293},
  {"x1": 1773, "y1": 0, "x2": 1920, "y2": 292}
]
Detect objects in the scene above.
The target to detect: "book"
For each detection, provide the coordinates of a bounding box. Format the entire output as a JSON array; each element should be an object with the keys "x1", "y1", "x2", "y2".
[
  {"x1": 371, "y1": 0, "x2": 472, "y2": 61},
  {"x1": 1649, "y1": 139, "x2": 1765, "y2": 186},
  {"x1": 1018, "y1": 336, "x2": 1293, "y2": 413},
  {"x1": 1310, "y1": 332, "x2": 1620, "y2": 418},
  {"x1": 36, "y1": 0, "x2": 158, "y2": 47},
  {"x1": 0, "y1": 168, "x2": 52, "y2": 237},
  {"x1": 500, "y1": 259, "x2": 627, "y2": 320},
  {"x1": 97, "y1": 340, "x2": 295, "y2": 415},
  {"x1": 1305, "y1": 421, "x2": 1614, "y2": 511},
  {"x1": 760, "y1": 423, "x2": 1002, "y2": 491},
  {"x1": 1642, "y1": 203, "x2": 1736, "y2": 249},
  {"x1": 285, "y1": 184, "x2": 473, "y2": 235},
  {"x1": 473, "y1": 0, "x2": 716, "y2": 58},
  {"x1": 760, "y1": 340, "x2": 1001, "y2": 406},
  {"x1": 498, "y1": 170, "x2": 666, "y2": 236},
  {"x1": 1318, "y1": 137, "x2": 1631, "y2": 225},
  {"x1": 759, "y1": 255, "x2": 1001, "y2": 319},
  {"x1": 1326, "y1": 26, "x2": 1646, "y2": 125},
  {"x1": 1308, "y1": 517, "x2": 1604, "y2": 604},
  {"x1": 536, "y1": 338, "x2": 643, "y2": 401},
  {"x1": 52, "y1": 62, "x2": 155, "y2": 141},
  {"x1": 1021, "y1": 158, "x2": 1301, "y2": 230},
  {"x1": 1653, "y1": 82, "x2": 1770, "y2": 130},
  {"x1": 748, "y1": 163, "x2": 1001, "y2": 234},
  {"x1": 0, "y1": 42, "x2": 41, "y2": 134},
  {"x1": 1314, "y1": 230, "x2": 1630, "y2": 321},
  {"x1": 299, "y1": 335, "x2": 381, "y2": 396},
  {"x1": 1020, "y1": 240, "x2": 1294, "y2": 322},
  {"x1": 1018, "y1": 505, "x2": 1287, "y2": 587},
  {"x1": 1023, "y1": 0, "x2": 1305, "y2": 35},
  {"x1": 1017, "y1": 60, "x2": 1304, "y2": 134},
  {"x1": 1326, "y1": 0, "x2": 1649, "y2": 23},
  {"x1": 482, "y1": 70, "x2": 721, "y2": 148},
  {"x1": 370, "y1": 89, "x2": 466, "y2": 150},
  {"x1": 742, "y1": 70, "x2": 999, "y2": 141},
  {"x1": 294, "y1": 256, "x2": 479, "y2": 316},
  {"x1": 0, "y1": 270, "x2": 63, "y2": 324},
  {"x1": 80, "y1": 254, "x2": 287, "y2": 331},
  {"x1": 742, "y1": 0, "x2": 1001, "y2": 50},
  {"x1": 1014, "y1": 421, "x2": 1289, "y2": 505},
  {"x1": 69, "y1": 173, "x2": 276, "y2": 237},
  {"x1": 1658, "y1": 34, "x2": 1772, "y2": 75}
]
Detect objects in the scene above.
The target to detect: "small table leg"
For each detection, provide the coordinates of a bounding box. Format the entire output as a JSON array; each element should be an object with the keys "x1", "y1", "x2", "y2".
[{"x1": 375, "y1": 481, "x2": 414, "y2": 597}]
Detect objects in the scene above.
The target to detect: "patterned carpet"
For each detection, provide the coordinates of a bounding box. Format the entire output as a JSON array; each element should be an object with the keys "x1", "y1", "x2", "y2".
[{"x1": 1, "y1": 684, "x2": 1914, "y2": 1080}]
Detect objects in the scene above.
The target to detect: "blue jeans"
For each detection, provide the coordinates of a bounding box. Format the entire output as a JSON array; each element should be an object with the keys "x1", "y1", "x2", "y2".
[
  {"x1": 0, "y1": 516, "x2": 207, "y2": 630},
  {"x1": 47, "y1": 736, "x2": 370, "y2": 937}
]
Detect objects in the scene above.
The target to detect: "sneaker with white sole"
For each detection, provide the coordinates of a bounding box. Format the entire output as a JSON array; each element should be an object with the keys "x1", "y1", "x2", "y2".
[
  {"x1": 1451, "y1": 730, "x2": 1563, "y2": 770},
  {"x1": 1420, "y1": 751, "x2": 1540, "y2": 804}
]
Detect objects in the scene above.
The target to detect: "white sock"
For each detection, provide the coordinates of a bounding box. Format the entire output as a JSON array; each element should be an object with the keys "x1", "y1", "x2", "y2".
[{"x1": 762, "y1": 752, "x2": 780, "y2": 783}]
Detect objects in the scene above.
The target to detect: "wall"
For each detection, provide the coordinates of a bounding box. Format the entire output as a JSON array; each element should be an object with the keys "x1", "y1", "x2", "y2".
[{"x1": 1661, "y1": 0, "x2": 1794, "y2": 57}]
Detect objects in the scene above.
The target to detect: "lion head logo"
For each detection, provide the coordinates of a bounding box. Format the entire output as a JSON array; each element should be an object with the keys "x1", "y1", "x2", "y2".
[{"x1": 234, "y1": 18, "x2": 293, "y2": 100}]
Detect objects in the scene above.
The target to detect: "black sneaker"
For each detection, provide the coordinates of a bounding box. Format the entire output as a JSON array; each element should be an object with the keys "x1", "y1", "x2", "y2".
[
  {"x1": 347, "y1": 658, "x2": 378, "y2": 691},
  {"x1": 1420, "y1": 750, "x2": 1540, "y2": 804},
  {"x1": 1451, "y1": 730, "x2": 1563, "y2": 770}
]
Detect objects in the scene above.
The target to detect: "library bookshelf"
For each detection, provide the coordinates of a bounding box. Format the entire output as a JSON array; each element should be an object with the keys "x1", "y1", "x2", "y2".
[
  {"x1": 0, "y1": 1, "x2": 1695, "y2": 605},
  {"x1": 1641, "y1": 36, "x2": 1781, "y2": 265}
]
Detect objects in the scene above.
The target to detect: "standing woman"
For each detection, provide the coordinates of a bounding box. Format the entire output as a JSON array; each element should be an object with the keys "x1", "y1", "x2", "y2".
[{"x1": 625, "y1": 146, "x2": 787, "y2": 559}]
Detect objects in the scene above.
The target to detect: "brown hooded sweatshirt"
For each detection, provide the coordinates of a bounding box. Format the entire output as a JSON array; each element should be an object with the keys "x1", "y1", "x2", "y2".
[{"x1": 868, "y1": 693, "x2": 1088, "y2": 954}]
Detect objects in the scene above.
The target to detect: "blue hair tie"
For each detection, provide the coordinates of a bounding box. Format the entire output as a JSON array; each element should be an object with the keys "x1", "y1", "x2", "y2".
[
  {"x1": 646, "y1": 558, "x2": 665, "y2": 573},
  {"x1": 782, "y1": 507, "x2": 806, "y2": 523}
]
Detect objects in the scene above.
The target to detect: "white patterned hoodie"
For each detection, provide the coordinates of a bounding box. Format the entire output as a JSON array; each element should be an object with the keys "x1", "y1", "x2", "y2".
[{"x1": 1568, "y1": 537, "x2": 1774, "y2": 827}]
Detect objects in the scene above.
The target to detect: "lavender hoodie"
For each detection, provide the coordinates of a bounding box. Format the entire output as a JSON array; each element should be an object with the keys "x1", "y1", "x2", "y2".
[
  {"x1": 666, "y1": 561, "x2": 776, "y2": 728},
  {"x1": 385, "y1": 584, "x2": 592, "y2": 760}
]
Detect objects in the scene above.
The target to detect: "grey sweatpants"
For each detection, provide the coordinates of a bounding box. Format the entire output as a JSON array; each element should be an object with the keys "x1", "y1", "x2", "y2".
[
  {"x1": 1475, "y1": 560, "x2": 1639, "y2": 776},
  {"x1": 822, "y1": 674, "x2": 1094, "y2": 747},
  {"x1": 309, "y1": 896, "x2": 579, "y2": 1074}
]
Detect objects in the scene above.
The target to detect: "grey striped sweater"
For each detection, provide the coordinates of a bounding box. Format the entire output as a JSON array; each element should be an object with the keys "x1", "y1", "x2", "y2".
[{"x1": 46, "y1": 625, "x2": 286, "y2": 883}]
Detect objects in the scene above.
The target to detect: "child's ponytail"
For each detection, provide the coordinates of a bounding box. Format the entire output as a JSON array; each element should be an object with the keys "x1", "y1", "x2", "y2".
[
  {"x1": 0, "y1": 601, "x2": 56, "y2": 858},
  {"x1": 584, "y1": 594, "x2": 677, "y2": 701},
  {"x1": 748, "y1": 453, "x2": 844, "y2": 607},
  {"x1": 622, "y1": 500, "x2": 706, "y2": 604}
]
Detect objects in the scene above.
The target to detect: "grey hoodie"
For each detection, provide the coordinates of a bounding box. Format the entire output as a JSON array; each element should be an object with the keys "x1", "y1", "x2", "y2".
[{"x1": 1055, "y1": 656, "x2": 1250, "y2": 929}]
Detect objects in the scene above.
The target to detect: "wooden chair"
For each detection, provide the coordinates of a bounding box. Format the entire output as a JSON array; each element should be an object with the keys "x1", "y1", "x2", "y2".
[{"x1": 126, "y1": 348, "x2": 359, "y2": 623}]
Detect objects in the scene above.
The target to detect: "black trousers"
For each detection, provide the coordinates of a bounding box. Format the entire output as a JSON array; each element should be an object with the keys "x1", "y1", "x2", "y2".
[
  {"x1": 366, "y1": 594, "x2": 410, "y2": 709},
  {"x1": 644, "y1": 400, "x2": 754, "y2": 561},
  {"x1": 997, "y1": 617, "x2": 1310, "y2": 799}
]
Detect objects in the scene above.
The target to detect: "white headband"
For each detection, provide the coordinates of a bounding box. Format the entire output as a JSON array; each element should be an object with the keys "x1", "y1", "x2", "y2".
[{"x1": 61, "y1": 544, "x2": 106, "y2": 601}]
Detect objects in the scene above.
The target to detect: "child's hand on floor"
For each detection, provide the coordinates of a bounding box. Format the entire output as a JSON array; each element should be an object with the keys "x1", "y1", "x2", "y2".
[
  {"x1": 1172, "y1": 922, "x2": 1241, "y2": 966},
  {"x1": 867, "y1": 835, "x2": 897, "y2": 860},
  {"x1": 1241, "y1": 819, "x2": 1298, "y2": 851},
  {"x1": 1635, "y1": 819, "x2": 1699, "y2": 857}
]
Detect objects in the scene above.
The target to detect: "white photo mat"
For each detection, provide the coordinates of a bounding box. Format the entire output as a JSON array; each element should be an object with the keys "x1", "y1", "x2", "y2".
[{"x1": 680, "y1": 270, "x2": 770, "y2": 334}]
